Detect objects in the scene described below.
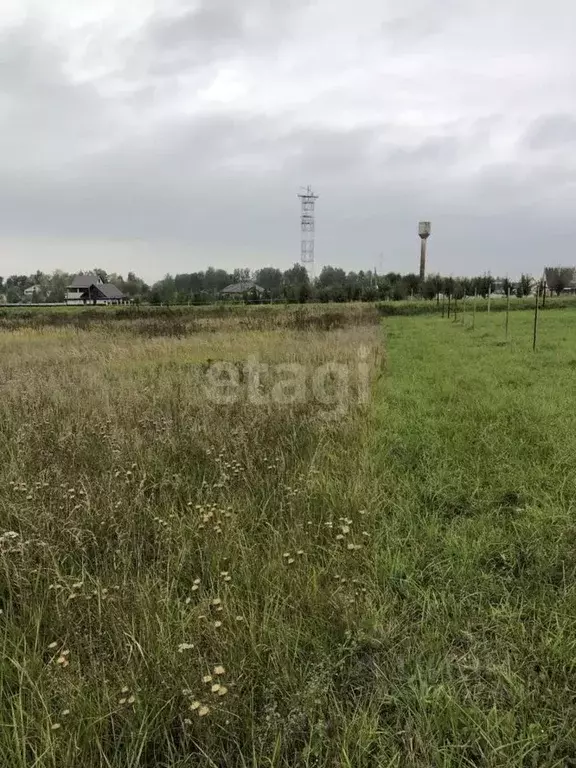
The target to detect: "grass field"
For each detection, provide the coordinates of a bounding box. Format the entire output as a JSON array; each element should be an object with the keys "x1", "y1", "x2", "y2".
[{"x1": 1, "y1": 305, "x2": 576, "y2": 766}]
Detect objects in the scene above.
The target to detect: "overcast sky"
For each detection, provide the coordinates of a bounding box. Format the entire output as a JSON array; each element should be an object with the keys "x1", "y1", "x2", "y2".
[{"x1": 1, "y1": 0, "x2": 575, "y2": 282}]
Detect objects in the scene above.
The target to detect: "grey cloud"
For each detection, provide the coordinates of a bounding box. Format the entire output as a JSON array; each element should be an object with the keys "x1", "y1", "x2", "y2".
[
  {"x1": 149, "y1": 3, "x2": 246, "y2": 51},
  {"x1": 1, "y1": 1, "x2": 576, "y2": 281},
  {"x1": 0, "y1": 112, "x2": 536, "y2": 246},
  {"x1": 0, "y1": 21, "x2": 119, "y2": 172},
  {"x1": 134, "y1": 0, "x2": 309, "y2": 77},
  {"x1": 525, "y1": 114, "x2": 576, "y2": 150},
  {"x1": 380, "y1": 0, "x2": 459, "y2": 48}
]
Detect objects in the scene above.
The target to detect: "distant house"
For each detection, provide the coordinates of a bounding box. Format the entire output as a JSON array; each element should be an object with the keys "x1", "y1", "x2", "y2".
[
  {"x1": 66, "y1": 274, "x2": 128, "y2": 305},
  {"x1": 220, "y1": 281, "x2": 265, "y2": 299}
]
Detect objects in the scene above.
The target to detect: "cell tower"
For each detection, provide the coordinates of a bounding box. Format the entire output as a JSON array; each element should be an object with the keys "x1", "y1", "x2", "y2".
[{"x1": 298, "y1": 185, "x2": 319, "y2": 276}]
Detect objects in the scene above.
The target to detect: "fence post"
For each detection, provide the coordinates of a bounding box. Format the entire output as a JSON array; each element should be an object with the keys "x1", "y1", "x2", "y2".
[
  {"x1": 505, "y1": 288, "x2": 511, "y2": 342},
  {"x1": 448, "y1": 294, "x2": 451, "y2": 319},
  {"x1": 442, "y1": 294, "x2": 445, "y2": 319},
  {"x1": 473, "y1": 288, "x2": 477, "y2": 330},
  {"x1": 533, "y1": 285, "x2": 540, "y2": 351},
  {"x1": 487, "y1": 287, "x2": 491, "y2": 313}
]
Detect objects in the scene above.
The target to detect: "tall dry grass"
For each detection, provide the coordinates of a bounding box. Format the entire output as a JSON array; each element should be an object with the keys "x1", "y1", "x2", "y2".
[{"x1": 0, "y1": 310, "x2": 384, "y2": 767}]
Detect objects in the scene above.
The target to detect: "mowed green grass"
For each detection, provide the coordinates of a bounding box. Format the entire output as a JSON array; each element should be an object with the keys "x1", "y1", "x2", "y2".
[
  {"x1": 1, "y1": 306, "x2": 576, "y2": 767},
  {"x1": 372, "y1": 308, "x2": 576, "y2": 766}
]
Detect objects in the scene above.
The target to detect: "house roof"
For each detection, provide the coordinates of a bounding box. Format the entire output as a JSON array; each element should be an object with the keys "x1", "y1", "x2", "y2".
[
  {"x1": 69, "y1": 273, "x2": 103, "y2": 288},
  {"x1": 221, "y1": 281, "x2": 264, "y2": 294},
  {"x1": 66, "y1": 280, "x2": 126, "y2": 300},
  {"x1": 96, "y1": 283, "x2": 125, "y2": 299}
]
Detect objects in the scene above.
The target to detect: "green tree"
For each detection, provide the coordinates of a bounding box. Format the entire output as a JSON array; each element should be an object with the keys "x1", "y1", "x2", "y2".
[
  {"x1": 516, "y1": 274, "x2": 533, "y2": 298},
  {"x1": 255, "y1": 268, "x2": 283, "y2": 296},
  {"x1": 93, "y1": 268, "x2": 108, "y2": 283},
  {"x1": 403, "y1": 273, "x2": 420, "y2": 296},
  {"x1": 502, "y1": 277, "x2": 515, "y2": 296},
  {"x1": 233, "y1": 268, "x2": 251, "y2": 283},
  {"x1": 544, "y1": 267, "x2": 574, "y2": 295},
  {"x1": 283, "y1": 264, "x2": 310, "y2": 301}
]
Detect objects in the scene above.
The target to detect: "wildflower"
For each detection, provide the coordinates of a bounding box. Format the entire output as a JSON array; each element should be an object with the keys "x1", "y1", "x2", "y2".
[
  {"x1": 283, "y1": 553, "x2": 290, "y2": 559},
  {"x1": 184, "y1": 718, "x2": 192, "y2": 725},
  {"x1": 287, "y1": 558, "x2": 295, "y2": 565},
  {"x1": 48, "y1": 642, "x2": 58, "y2": 650},
  {"x1": 61, "y1": 709, "x2": 70, "y2": 717},
  {"x1": 121, "y1": 686, "x2": 129, "y2": 694},
  {"x1": 178, "y1": 643, "x2": 195, "y2": 653},
  {"x1": 56, "y1": 656, "x2": 68, "y2": 666},
  {"x1": 297, "y1": 550, "x2": 305, "y2": 556},
  {"x1": 198, "y1": 705, "x2": 210, "y2": 717},
  {"x1": 190, "y1": 701, "x2": 201, "y2": 711},
  {"x1": 223, "y1": 575, "x2": 232, "y2": 582},
  {"x1": 336, "y1": 534, "x2": 344, "y2": 541},
  {"x1": 128, "y1": 695, "x2": 136, "y2": 704},
  {"x1": 341, "y1": 526, "x2": 350, "y2": 535},
  {"x1": 217, "y1": 686, "x2": 228, "y2": 696},
  {"x1": 213, "y1": 666, "x2": 225, "y2": 676},
  {"x1": 235, "y1": 615, "x2": 244, "y2": 622},
  {"x1": 193, "y1": 579, "x2": 201, "y2": 585},
  {"x1": 220, "y1": 571, "x2": 229, "y2": 577},
  {"x1": 51, "y1": 723, "x2": 61, "y2": 731},
  {"x1": 211, "y1": 683, "x2": 221, "y2": 693},
  {"x1": 202, "y1": 675, "x2": 213, "y2": 683},
  {"x1": 72, "y1": 582, "x2": 83, "y2": 590},
  {"x1": 61, "y1": 650, "x2": 70, "y2": 657},
  {"x1": 119, "y1": 698, "x2": 127, "y2": 705},
  {"x1": 185, "y1": 596, "x2": 193, "y2": 604},
  {"x1": 214, "y1": 621, "x2": 223, "y2": 629},
  {"x1": 211, "y1": 598, "x2": 222, "y2": 607}
]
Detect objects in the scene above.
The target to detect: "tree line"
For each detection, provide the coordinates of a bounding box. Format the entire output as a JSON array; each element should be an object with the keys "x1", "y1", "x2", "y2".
[{"x1": 0, "y1": 266, "x2": 571, "y2": 305}]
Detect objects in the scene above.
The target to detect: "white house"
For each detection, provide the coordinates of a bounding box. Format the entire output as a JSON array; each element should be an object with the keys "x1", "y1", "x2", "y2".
[{"x1": 66, "y1": 274, "x2": 128, "y2": 305}]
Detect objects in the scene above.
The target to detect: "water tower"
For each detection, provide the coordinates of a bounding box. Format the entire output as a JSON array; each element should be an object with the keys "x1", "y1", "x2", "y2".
[{"x1": 418, "y1": 221, "x2": 431, "y2": 282}]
